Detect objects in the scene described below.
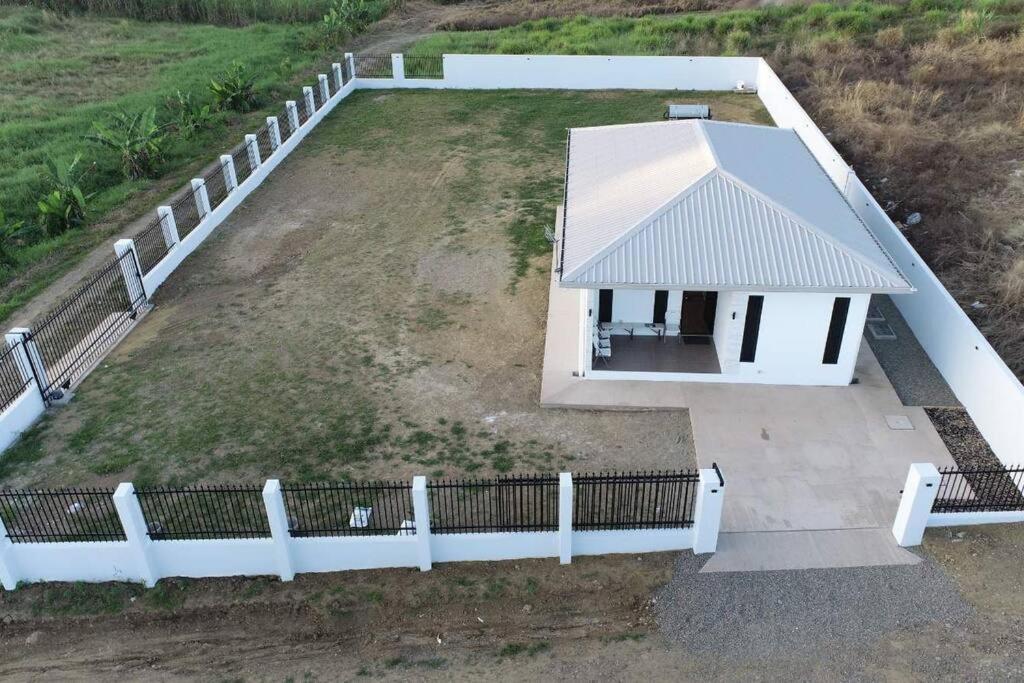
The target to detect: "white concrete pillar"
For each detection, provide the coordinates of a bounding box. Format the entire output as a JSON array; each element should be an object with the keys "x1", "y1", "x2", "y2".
[
  {"x1": 190, "y1": 178, "x2": 211, "y2": 219},
  {"x1": 244, "y1": 133, "x2": 261, "y2": 169},
  {"x1": 6, "y1": 327, "x2": 47, "y2": 394},
  {"x1": 114, "y1": 239, "x2": 148, "y2": 303},
  {"x1": 558, "y1": 472, "x2": 572, "y2": 564},
  {"x1": 262, "y1": 479, "x2": 295, "y2": 581},
  {"x1": 411, "y1": 476, "x2": 432, "y2": 571},
  {"x1": 392, "y1": 54, "x2": 404, "y2": 81},
  {"x1": 302, "y1": 87, "x2": 315, "y2": 119},
  {"x1": 220, "y1": 155, "x2": 238, "y2": 192},
  {"x1": 4, "y1": 330, "x2": 35, "y2": 384},
  {"x1": 112, "y1": 483, "x2": 158, "y2": 587},
  {"x1": 285, "y1": 100, "x2": 300, "y2": 132},
  {"x1": 693, "y1": 466, "x2": 725, "y2": 554},
  {"x1": 345, "y1": 52, "x2": 355, "y2": 81},
  {"x1": 265, "y1": 117, "x2": 281, "y2": 152},
  {"x1": 892, "y1": 463, "x2": 941, "y2": 547},
  {"x1": 318, "y1": 74, "x2": 330, "y2": 103},
  {"x1": 332, "y1": 62, "x2": 344, "y2": 91},
  {"x1": 157, "y1": 206, "x2": 180, "y2": 249},
  {"x1": 0, "y1": 513, "x2": 20, "y2": 590}
]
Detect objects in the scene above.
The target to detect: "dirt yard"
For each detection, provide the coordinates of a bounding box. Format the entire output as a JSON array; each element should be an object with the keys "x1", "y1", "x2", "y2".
[
  {"x1": 0, "y1": 90, "x2": 769, "y2": 488},
  {"x1": 2, "y1": 525, "x2": 1024, "y2": 680}
]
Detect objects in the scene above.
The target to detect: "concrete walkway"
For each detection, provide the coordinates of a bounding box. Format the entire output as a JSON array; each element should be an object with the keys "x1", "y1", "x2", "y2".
[{"x1": 540, "y1": 264, "x2": 956, "y2": 571}]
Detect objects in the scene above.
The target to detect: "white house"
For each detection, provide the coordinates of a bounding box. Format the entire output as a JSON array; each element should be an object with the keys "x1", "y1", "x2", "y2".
[{"x1": 555, "y1": 120, "x2": 914, "y2": 386}]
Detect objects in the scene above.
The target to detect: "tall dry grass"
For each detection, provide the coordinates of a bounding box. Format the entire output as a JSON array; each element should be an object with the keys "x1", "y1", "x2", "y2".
[
  {"x1": 14, "y1": 0, "x2": 334, "y2": 24},
  {"x1": 779, "y1": 33, "x2": 1024, "y2": 375}
]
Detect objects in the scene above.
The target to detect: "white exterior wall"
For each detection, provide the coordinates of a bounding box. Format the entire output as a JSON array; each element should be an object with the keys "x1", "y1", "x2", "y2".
[{"x1": 588, "y1": 289, "x2": 868, "y2": 386}]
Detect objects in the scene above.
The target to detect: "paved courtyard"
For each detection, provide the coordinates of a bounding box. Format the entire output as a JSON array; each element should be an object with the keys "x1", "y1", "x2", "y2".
[{"x1": 542, "y1": 265, "x2": 957, "y2": 569}]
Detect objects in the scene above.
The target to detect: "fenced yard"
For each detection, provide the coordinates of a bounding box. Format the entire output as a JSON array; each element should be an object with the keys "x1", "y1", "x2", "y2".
[{"x1": 0, "y1": 88, "x2": 768, "y2": 489}]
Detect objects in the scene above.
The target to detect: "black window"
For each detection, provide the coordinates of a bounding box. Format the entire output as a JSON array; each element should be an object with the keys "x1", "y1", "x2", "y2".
[
  {"x1": 598, "y1": 289, "x2": 613, "y2": 323},
  {"x1": 653, "y1": 290, "x2": 668, "y2": 325},
  {"x1": 739, "y1": 295, "x2": 764, "y2": 363},
  {"x1": 822, "y1": 297, "x2": 851, "y2": 365}
]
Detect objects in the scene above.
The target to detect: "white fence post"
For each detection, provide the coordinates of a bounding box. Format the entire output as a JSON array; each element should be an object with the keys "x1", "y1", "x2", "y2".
[
  {"x1": 392, "y1": 54, "x2": 404, "y2": 81},
  {"x1": 244, "y1": 133, "x2": 261, "y2": 168},
  {"x1": 4, "y1": 330, "x2": 35, "y2": 385},
  {"x1": 190, "y1": 178, "x2": 211, "y2": 219},
  {"x1": 332, "y1": 62, "x2": 344, "y2": 90},
  {"x1": 302, "y1": 87, "x2": 315, "y2": 119},
  {"x1": 893, "y1": 463, "x2": 941, "y2": 547},
  {"x1": 345, "y1": 52, "x2": 355, "y2": 80},
  {"x1": 262, "y1": 479, "x2": 295, "y2": 581},
  {"x1": 7, "y1": 327, "x2": 47, "y2": 395},
  {"x1": 412, "y1": 475, "x2": 432, "y2": 571},
  {"x1": 285, "y1": 100, "x2": 300, "y2": 132},
  {"x1": 265, "y1": 117, "x2": 281, "y2": 152},
  {"x1": 220, "y1": 154, "x2": 238, "y2": 192},
  {"x1": 112, "y1": 483, "x2": 158, "y2": 587},
  {"x1": 114, "y1": 239, "x2": 148, "y2": 303},
  {"x1": 318, "y1": 74, "x2": 330, "y2": 102},
  {"x1": 693, "y1": 466, "x2": 725, "y2": 554},
  {"x1": 558, "y1": 472, "x2": 572, "y2": 564},
  {"x1": 0, "y1": 513, "x2": 20, "y2": 590},
  {"x1": 157, "y1": 206, "x2": 180, "y2": 249}
]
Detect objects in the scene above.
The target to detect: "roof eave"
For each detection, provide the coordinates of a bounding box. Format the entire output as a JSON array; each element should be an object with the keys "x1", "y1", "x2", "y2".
[{"x1": 556, "y1": 279, "x2": 915, "y2": 295}]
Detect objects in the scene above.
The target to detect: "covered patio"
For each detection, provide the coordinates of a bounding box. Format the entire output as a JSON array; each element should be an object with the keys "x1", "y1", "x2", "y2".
[{"x1": 594, "y1": 335, "x2": 721, "y2": 374}]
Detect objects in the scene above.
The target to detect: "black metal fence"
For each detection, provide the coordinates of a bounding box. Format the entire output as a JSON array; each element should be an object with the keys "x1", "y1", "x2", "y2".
[
  {"x1": 312, "y1": 81, "x2": 326, "y2": 110},
  {"x1": 283, "y1": 481, "x2": 413, "y2": 537},
  {"x1": 170, "y1": 187, "x2": 202, "y2": 240},
  {"x1": 0, "y1": 342, "x2": 32, "y2": 413},
  {"x1": 278, "y1": 105, "x2": 295, "y2": 141},
  {"x1": 933, "y1": 465, "x2": 1024, "y2": 513},
  {"x1": 573, "y1": 471, "x2": 700, "y2": 530},
  {"x1": 428, "y1": 475, "x2": 559, "y2": 534},
  {"x1": 404, "y1": 54, "x2": 444, "y2": 79},
  {"x1": 232, "y1": 138, "x2": 258, "y2": 185},
  {"x1": 255, "y1": 125, "x2": 275, "y2": 162},
  {"x1": 202, "y1": 162, "x2": 230, "y2": 211},
  {"x1": 27, "y1": 251, "x2": 146, "y2": 399},
  {"x1": 0, "y1": 488, "x2": 124, "y2": 543},
  {"x1": 339, "y1": 59, "x2": 352, "y2": 85},
  {"x1": 133, "y1": 214, "x2": 171, "y2": 275},
  {"x1": 135, "y1": 485, "x2": 270, "y2": 540},
  {"x1": 354, "y1": 53, "x2": 393, "y2": 78}
]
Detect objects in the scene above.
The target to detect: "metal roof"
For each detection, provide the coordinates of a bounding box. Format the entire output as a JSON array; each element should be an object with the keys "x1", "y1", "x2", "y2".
[{"x1": 558, "y1": 120, "x2": 912, "y2": 293}]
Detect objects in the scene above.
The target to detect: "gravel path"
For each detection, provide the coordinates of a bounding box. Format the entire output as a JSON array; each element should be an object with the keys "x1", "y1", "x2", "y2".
[
  {"x1": 865, "y1": 294, "x2": 960, "y2": 408},
  {"x1": 926, "y1": 406, "x2": 1001, "y2": 470},
  {"x1": 655, "y1": 552, "x2": 971, "y2": 661}
]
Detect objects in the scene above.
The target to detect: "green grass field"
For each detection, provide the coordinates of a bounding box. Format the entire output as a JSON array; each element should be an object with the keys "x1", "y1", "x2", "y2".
[{"x1": 0, "y1": 6, "x2": 329, "y2": 320}]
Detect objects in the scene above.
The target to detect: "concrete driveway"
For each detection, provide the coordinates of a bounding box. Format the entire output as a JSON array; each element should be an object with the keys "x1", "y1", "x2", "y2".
[{"x1": 541, "y1": 270, "x2": 956, "y2": 570}]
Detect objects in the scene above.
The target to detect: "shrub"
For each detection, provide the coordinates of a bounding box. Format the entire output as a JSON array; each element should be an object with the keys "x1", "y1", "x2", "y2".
[
  {"x1": 0, "y1": 208, "x2": 26, "y2": 269},
  {"x1": 828, "y1": 10, "x2": 876, "y2": 34},
  {"x1": 210, "y1": 61, "x2": 258, "y2": 113},
  {"x1": 86, "y1": 108, "x2": 166, "y2": 180},
  {"x1": 166, "y1": 90, "x2": 213, "y2": 138},
  {"x1": 36, "y1": 155, "x2": 91, "y2": 237},
  {"x1": 875, "y1": 25, "x2": 906, "y2": 46},
  {"x1": 725, "y1": 28, "x2": 752, "y2": 53}
]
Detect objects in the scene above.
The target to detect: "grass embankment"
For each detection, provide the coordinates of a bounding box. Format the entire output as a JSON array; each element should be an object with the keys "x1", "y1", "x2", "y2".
[
  {"x1": 410, "y1": 0, "x2": 1024, "y2": 379},
  {"x1": 14, "y1": 0, "x2": 336, "y2": 25}
]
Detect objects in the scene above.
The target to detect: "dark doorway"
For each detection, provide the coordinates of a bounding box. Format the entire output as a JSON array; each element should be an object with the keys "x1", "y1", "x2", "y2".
[
  {"x1": 653, "y1": 290, "x2": 668, "y2": 325},
  {"x1": 598, "y1": 289, "x2": 613, "y2": 324},
  {"x1": 680, "y1": 291, "x2": 718, "y2": 337},
  {"x1": 739, "y1": 295, "x2": 764, "y2": 363}
]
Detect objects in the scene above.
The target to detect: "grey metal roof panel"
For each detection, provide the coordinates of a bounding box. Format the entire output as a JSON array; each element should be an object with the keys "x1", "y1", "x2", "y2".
[{"x1": 560, "y1": 120, "x2": 912, "y2": 293}]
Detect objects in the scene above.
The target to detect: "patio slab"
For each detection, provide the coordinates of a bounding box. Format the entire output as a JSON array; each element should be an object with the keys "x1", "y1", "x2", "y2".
[{"x1": 540, "y1": 259, "x2": 957, "y2": 568}]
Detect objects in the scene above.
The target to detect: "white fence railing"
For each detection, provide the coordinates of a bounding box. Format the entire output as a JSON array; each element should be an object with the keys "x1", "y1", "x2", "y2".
[{"x1": 0, "y1": 470, "x2": 724, "y2": 589}]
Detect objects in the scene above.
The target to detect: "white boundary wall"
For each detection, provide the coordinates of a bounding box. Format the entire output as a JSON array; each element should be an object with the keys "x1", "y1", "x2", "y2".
[
  {"x1": 0, "y1": 471, "x2": 723, "y2": 589},
  {"x1": 893, "y1": 462, "x2": 1024, "y2": 546}
]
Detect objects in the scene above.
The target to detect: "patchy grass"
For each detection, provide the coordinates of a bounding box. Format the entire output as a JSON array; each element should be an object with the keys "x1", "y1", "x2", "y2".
[
  {"x1": 0, "y1": 6, "x2": 326, "y2": 321},
  {"x1": 1, "y1": 89, "x2": 719, "y2": 487}
]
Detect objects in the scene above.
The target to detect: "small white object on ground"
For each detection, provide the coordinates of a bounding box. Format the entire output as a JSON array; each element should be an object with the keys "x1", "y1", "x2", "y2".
[
  {"x1": 885, "y1": 415, "x2": 915, "y2": 431},
  {"x1": 905, "y1": 212, "x2": 922, "y2": 226},
  {"x1": 349, "y1": 507, "x2": 372, "y2": 528},
  {"x1": 396, "y1": 519, "x2": 415, "y2": 536}
]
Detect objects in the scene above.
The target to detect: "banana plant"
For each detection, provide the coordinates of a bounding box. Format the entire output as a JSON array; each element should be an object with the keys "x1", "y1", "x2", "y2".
[
  {"x1": 86, "y1": 107, "x2": 166, "y2": 180},
  {"x1": 37, "y1": 154, "x2": 92, "y2": 237}
]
